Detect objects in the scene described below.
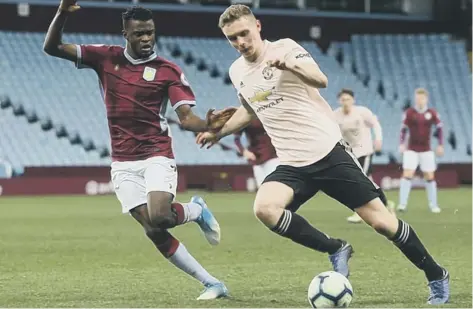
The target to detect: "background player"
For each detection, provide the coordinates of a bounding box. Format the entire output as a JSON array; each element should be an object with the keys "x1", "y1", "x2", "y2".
[
  {"x1": 234, "y1": 118, "x2": 279, "y2": 188},
  {"x1": 333, "y1": 88, "x2": 394, "y2": 223},
  {"x1": 398, "y1": 88, "x2": 444, "y2": 213},
  {"x1": 43, "y1": 2, "x2": 229, "y2": 300},
  {"x1": 197, "y1": 5, "x2": 450, "y2": 304}
]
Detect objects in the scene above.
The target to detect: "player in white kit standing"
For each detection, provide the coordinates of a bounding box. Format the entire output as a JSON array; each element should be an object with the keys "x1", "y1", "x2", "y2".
[
  {"x1": 333, "y1": 88, "x2": 394, "y2": 223},
  {"x1": 196, "y1": 5, "x2": 449, "y2": 304}
]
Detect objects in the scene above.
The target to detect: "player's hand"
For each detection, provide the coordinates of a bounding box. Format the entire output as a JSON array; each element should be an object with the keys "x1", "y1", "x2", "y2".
[
  {"x1": 267, "y1": 54, "x2": 291, "y2": 70},
  {"x1": 436, "y1": 145, "x2": 444, "y2": 157},
  {"x1": 59, "y1": 0, "x2": 80, "y2": 12},
  {"x1": 206, "y1": 107, "x2": 237, "y2": 133},
  {"x1": 196, "y1": 132, "x2": 220, "y2": 149},
  {"x1": 374, "y1": 140, "x2": 382, "y2": 152},
  {"x1": 243, "y1": 149, "x2": 256, "y2": 161},
  {"x1": 399, "y1": 144, "x2": 406, "y2": 153}
]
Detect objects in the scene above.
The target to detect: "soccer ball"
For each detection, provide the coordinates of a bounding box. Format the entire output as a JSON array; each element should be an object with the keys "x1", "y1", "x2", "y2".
[{"x1": 307, "y1": 271, "x2": 353, "y2": 308}]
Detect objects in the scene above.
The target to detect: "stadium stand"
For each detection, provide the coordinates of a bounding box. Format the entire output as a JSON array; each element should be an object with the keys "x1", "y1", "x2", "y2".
[
  {"x1": 0, "y1": 31, "x2": 470, "y2": 171},
  {"x1": 330, "y1": 33, "x2": 472, "y2": 163}
]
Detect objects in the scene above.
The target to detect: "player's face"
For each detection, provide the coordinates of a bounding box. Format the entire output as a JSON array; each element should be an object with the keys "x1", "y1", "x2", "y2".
[
  {"x1": 222, "y1": 17, "x2": 262, "y2": 61},
  {"x1": 123, "y1": 19, "x2": 156, "y2": 58},
  {"x1": 339, "y1": 93, "x2": 354, "y2": 110},
  {"x1": 415, "y1": 93, "x2": 428, "y2": 109}
]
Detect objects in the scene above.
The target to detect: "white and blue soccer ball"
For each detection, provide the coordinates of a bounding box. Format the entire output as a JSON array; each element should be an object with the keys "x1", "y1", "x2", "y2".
[{"x1": 307, "y1": 271, "x2": 353, "y2": 308}]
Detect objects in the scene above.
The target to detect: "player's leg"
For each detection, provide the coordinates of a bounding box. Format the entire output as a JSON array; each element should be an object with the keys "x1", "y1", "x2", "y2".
[
  {"x1": 319, "y1": 145, "x2": 449, "y2": 304},
  {"x1": 144, "y1": 156, "x2": 220, "y2": 245},
  {"x1": 253, "y1": 167, "x2": 353, "y2": 277},
  {"x1": 111, "y1": 164, "x2": 227, "y2": 299},
  {"x1": 252, "y1": 164, "x2": 266, "y2": 188},
  {"x1": 346, "y1": 155, "x2": 370, "y2": 223},
  {"x1": 420, "y1": 151, "x2": 441, "y2": 213},
  {"x1": 398, "y1": 150, "x2": 418, "y2": 211},
  {"x1": 355, "y1": 199, "x2": 448, "y2": 304},
  {"x1": 253, "y1": 158, "x2": 279, "y2": 188},
  {"x1": 129, "y1": 205, "x2": 227, "y2": 300}
]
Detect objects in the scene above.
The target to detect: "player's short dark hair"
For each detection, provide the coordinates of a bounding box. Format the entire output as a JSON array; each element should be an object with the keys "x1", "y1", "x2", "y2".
[
  {"x1": 337, "y1": 88, "x2": 354, "y2": 98},
  {"x1": 122, "y1": 6, "x2": 153, "y2": 28}
]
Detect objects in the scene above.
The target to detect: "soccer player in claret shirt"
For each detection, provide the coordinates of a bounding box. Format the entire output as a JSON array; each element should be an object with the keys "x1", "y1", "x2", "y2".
[
  {"x1": 197, "y1": 5, "x2": 449, "y2": 304},
  {"x1": 234, "y1": 119, "x2": 279, "y2": 188},
  {"x1": 398, "y1": 88, "x2": 444, "y2": 213},
  {"x1": 43, "y1": 3, "x2": 228, "y2": 299}
]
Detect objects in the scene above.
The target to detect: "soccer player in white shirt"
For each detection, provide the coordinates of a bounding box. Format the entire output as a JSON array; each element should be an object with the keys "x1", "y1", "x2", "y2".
[
  {"x1": 333, "y1": 88, "x2": 395, "y2": 223},
  {"x1": 197, "y1": 5, "x2": 449, "y2": 304}
]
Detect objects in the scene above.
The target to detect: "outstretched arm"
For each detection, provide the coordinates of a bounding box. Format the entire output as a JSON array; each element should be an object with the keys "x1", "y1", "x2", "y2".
[
  {"x1": 196, "y1": 96, "x2": 255, "y2": 148},
  {"x1": 215, "y1": 97, "x2": 255, "y2": 139},
  {"x1": 43, "y1": 0, "x2": 80, "y2": 61},
  {"x1": 175, "y1": 105, "x2": 209, "y2": 132}
]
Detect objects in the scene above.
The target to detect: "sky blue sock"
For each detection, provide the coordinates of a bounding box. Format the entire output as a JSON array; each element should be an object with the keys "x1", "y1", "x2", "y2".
[
  {"x1": 425, "y1": 180, "x2": 438, "y2": 208},
  {"x1": 399, "y1": 178, "x2": 412, "y2": 206}
]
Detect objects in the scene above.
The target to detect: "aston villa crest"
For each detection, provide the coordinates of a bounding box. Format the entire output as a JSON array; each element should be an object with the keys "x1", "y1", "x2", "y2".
[{"x1": 143, "y1": 67, "x2": 156, "y2": 82}]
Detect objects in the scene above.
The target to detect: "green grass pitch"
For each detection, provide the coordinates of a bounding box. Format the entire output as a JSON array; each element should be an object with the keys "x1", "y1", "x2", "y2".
[{"x1": 0, "y1": 188, "x2": 471, "y2": 307}]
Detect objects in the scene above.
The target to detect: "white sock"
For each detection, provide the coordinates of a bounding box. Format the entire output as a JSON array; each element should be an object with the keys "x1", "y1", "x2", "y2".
[
  {"x1": 183, "y1": 202, "x2": 202, "y2": 222},
  {"x1": 168, "y1": 243, "x2": 219, "y2": 285}
]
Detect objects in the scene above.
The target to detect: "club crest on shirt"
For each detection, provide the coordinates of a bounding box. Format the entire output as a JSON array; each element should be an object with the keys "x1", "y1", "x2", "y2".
[
  {"x1": 425, "y1": 112, "x2": 432, "y2": 120},
  {"x1": 262, "y1": 64, "x2": 275, "y2": 80},
  {"x1": 143, "y1": 67, "x2": 156, "y2": 82}
]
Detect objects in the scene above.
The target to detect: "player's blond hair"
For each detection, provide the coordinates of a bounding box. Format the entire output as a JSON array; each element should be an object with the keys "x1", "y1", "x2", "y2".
[
  {"x1": 415, "y1": 88, "x2": 429, "y2": 96},
  {"x1": 218, "y1": 4, "x2": 255, "y2": 28}
]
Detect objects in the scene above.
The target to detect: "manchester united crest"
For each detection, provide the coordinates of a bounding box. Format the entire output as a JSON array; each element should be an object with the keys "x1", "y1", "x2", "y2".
[
  {"x1": 262, "y1": 65, "x2": 275, "y2": 80},
  {"x1": 143, "y1": 67, "x2": 156, "y2": 82}
]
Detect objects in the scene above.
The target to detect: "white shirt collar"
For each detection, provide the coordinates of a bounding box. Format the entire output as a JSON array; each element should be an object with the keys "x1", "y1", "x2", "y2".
[{"x1": 124, "y1": 47, "x2": 157, "y2": 65}]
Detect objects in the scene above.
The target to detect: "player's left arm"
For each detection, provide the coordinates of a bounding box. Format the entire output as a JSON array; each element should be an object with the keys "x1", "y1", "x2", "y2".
[
  {"x1": 165, "y1": 64, "x2": 210, "y2": 132},
  {"x1": 362, "y1": 107, "x2": 383, "y2": 151},
  {"x1": 433, "y1": 110, "x2": 444, "y2": 156},
  {"x1": 268, "y1": 39, "x2": 328, "y2": 88}
]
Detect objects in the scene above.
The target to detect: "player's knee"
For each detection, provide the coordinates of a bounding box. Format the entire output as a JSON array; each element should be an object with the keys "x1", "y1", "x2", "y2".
[
  {"x1": 357, "y1": 199, "x2": 397, "y2": 237},
  {"x1": 147, "y1": 192, "x2": 175, "y2": 229},
  {"x1": 402, "y1": 170, "x2": 414, "y2": 179},
  {"x1": 369, "y1": 219, "x2": 393, "y2": 236},
  {"x1": 253, "y1": 201, "x2": 283, "y2": 227},
  {"x1": 423, "y1": 172, "x2": 435, "y2": 181},
  {"x1": 144, "y1": 226, "x2": 166, "y2": 243}
]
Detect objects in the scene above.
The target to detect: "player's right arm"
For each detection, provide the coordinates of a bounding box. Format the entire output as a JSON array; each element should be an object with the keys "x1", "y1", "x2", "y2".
[
  {"x1": 43, "y1": 0, "x2": 80, "y2": 62},
  {"x1": 197, "y1": 96, "x2": 255, "y2": 148},
  {"x1": 399, "y1": 110, "x2": 410, "y2": 152}
]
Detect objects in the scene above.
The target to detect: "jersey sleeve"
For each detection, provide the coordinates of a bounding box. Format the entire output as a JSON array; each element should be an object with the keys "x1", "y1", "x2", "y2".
[
  {"x1": 164, "y1": 64, "x2": 196, "y2": 110},
  {"x1": 359, "y1": 107, "x2": 376, "y2": 127},
  {"x1": 75, "y1": 44, "x2": 110, "y2": 70},
  {"x1": 281, "y1": 39, "x2": 316, "y2": 65},
  {"x1": 432, "y1": 110, "x2": 443, "y2": 127}
]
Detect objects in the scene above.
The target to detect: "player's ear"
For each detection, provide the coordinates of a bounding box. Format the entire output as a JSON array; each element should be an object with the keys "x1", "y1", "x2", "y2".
[
  {"x1": 255, "y1": 19, "x2": 261, "y2": 32},
  {"x1": 122, "y1": 29, "x2": 127, "y2": 39}
]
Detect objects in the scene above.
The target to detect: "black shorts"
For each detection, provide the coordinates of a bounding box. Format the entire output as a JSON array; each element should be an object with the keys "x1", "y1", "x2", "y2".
[
  {"x1": 357, "y1": 154, "x2": 373, "y2": 176},
  {"x1": 262, "y1": 142, "x2": 380, "y2": 211}
]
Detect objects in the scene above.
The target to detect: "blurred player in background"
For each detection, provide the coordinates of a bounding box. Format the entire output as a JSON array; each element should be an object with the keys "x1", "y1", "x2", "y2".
[
  {"x1": 43, "y1": 3, "x2": 228, "y2": 299},
  {"x1": 333, "y1": 89, "x2": 394, "y2": 223},
  {"x1": 398, "y1": 88, "x2": 444, "y2": 213},
  {"x1": 197, "y1": 5, "x2": 449, "y2": 304},
  {"x1": 234, "y1": 119, "x2": 279, "y2": 188}
]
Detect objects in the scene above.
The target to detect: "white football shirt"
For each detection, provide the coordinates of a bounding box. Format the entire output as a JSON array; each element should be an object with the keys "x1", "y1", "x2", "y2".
[
  {"x1": 229, "y1": 39, "x2": 342, "y2": 167},
  {"x1": 333, "y1": 105, "x2": 382, "y2": 158}
]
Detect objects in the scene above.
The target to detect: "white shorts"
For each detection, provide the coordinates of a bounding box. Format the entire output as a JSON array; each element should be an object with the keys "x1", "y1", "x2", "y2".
[
  {"x1": 110, "y1": 156, "x2": 178, "y2": 214},
  {"x1": 402, "y1": 150, "x2": 436, "y2": 172},
  {"x1": 253, "y1": 157, "x2": 280, "y2": 187}
]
